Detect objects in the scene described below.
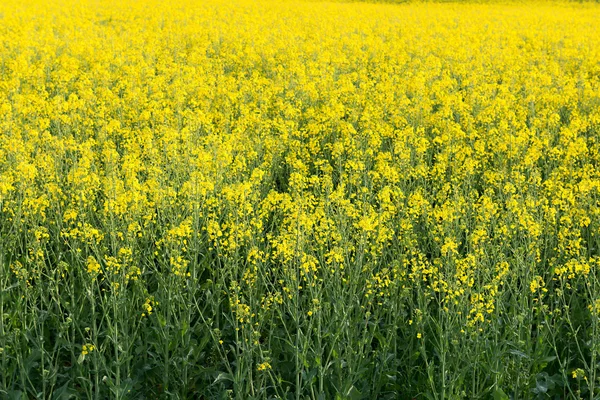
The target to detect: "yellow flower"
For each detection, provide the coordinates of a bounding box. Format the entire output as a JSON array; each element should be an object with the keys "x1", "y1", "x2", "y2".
[
  {"x1": 530, "y1": 276, "x2": 544, "y2": 294},
  {"x1": 257, "y1": 362, "x2": 272, "y2": 372},
  {"x1": 81, "y1": 344, "x2": 95, "y2": 356},
  {"x1": 142, "y1": 297, "x2": 155, "y2": 316},
  {"x1": 86, "y1": 256, "x2": 101, "y2": 275},
  {"x1": 572, "y1": 368, "x2": 586, "y2": 380}
]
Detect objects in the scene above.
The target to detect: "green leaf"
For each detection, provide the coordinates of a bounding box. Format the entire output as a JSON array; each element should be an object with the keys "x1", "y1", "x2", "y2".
[
  {"x1": 535, "y1": 372, "x2": 554, "y2": 394},
  {"x1": 52, "y1": 383, "x2": 78, "y2": 400},
  {"x1": 508, "y1": 349, "x2": 529, "y2": 359},
  {"x1": 213, "y1": 372, "x2": 233, "y2": 384},
  {"x1": 493, "y1": 388, "x2": 509, "y2": 400},
  {"x1": 6, "y1": 390, "x2": 24, "y2": 400},
  {"x1": 347, "y1": 385, "x2": 362, "y2": 400}
]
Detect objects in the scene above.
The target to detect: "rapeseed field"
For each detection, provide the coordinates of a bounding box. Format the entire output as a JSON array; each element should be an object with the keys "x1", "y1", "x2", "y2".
[{"x1": 1, "y1": 0, "x2": 600, "y2": 398}]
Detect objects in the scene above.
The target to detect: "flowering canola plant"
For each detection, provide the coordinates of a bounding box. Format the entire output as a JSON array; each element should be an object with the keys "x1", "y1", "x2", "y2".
[{"x1": 1, "y1": 0, "x2": 600, "y2": 398}]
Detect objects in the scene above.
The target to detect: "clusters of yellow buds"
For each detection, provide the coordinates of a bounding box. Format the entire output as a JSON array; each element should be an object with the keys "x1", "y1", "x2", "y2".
[{"x1": 82, "y1": 343, "x2": 95, "y2": 356}]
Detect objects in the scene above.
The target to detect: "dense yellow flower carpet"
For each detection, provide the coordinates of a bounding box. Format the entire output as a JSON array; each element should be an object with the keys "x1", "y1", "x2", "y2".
[{"x1": 1, "y1": 0, "x2": 600, "y2": 398}]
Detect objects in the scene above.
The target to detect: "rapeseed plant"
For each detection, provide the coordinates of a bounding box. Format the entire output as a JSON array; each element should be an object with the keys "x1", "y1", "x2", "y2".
[{"x1": 1, "y1": 0, "x2": 600, "y2": 398}]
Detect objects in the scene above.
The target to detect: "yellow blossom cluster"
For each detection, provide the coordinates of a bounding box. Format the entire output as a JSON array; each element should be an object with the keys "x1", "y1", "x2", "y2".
[{"x1": 2, "y1": 0, "x2": 600, "y2": 397}]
